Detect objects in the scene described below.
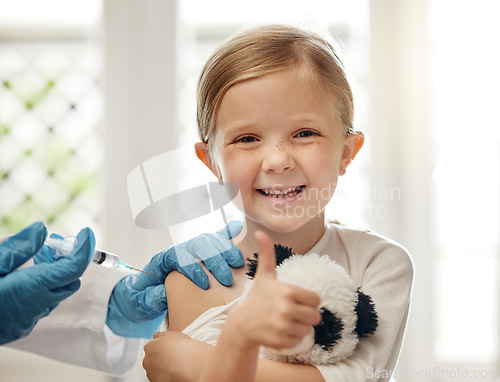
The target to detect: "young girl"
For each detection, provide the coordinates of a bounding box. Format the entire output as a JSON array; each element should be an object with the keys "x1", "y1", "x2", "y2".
[{"x1": 143, "y1": 24, "x2": 413, "y2": 382}]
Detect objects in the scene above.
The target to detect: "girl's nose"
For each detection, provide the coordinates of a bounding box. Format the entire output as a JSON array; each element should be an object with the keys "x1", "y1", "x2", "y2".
[{"x1": 261, "y1": 143, "x2": 296, "y2": 174}]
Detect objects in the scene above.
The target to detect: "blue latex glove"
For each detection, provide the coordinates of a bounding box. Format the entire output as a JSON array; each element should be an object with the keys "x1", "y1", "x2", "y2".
[
  {"x1": 0, "y1": 222, "x2": 95, "y2": 345},
  {"x1": 106, "y1": 220, "x2": 244, "y2": 338}
]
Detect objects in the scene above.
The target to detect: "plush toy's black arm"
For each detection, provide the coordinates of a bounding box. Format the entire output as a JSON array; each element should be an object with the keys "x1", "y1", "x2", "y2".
[
  {"x1": 354, "y1": 289, "x2": 378, "y2": 338},
  {"x1": 246, "y1": 244, "x2": 294, "y2": 278},
  {"x1": 314, "y1": 309, "x2": 344, "y2": 351}
]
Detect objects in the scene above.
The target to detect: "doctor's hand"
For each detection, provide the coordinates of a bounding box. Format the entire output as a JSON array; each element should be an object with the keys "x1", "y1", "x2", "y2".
[
  {"x1": 106, "y1": 221, "x2": 244, "y2": 339},
  {"x1": 0, "y1": 222, "x2": 95, "y2": 345}
]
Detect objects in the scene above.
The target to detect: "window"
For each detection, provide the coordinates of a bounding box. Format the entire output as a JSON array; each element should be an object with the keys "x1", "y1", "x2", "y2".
[
  {"x1": 431, "y1": 0, "x2": 500, "y2": 366},
  {"x1": 0, "y1": 0, "x2": 102, "y2": 238}
]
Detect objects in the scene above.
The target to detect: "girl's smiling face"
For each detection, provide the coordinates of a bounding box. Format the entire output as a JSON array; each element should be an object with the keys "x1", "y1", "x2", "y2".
[{"x1": 197, "y1": 69, "x2": 362, "y2": 234}]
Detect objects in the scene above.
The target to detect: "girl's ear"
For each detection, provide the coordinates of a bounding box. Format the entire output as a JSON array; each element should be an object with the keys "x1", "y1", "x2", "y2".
[
  {"x1": 339, "y1": 131, "x2": 364, "y2": 175},
  {"x1": 194, "y1": 142, "x2": 221, "y2": 178}
]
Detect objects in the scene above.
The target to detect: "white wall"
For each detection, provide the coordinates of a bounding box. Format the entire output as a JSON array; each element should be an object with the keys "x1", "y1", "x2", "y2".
[
  {"x1": 369, "y1": 0, "x2": 435, "y2": 378},
  {"x1": 101, "y1": 0, "x2": 181, "y2": 267},
  {"x1": 101, "y1": 1, "x2": 182, "y2": 380}
]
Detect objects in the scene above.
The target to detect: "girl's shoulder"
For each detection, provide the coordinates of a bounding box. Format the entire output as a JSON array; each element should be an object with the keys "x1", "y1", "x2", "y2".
[
  {"x1": 165, "y1": 262, "x2": 248, "y2": 332},
  {"x1": 327, "y1": 221, "x2": 411, "y2": 256},
  {"x1": 322, "y1": 222, "x2": 414, "y2": 280},
  {"x1": 165, "y1": 265, "x2": 225, "y2": 332}
]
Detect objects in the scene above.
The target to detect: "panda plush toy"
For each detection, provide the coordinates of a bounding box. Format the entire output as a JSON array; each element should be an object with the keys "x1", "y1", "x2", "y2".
[{"x1": 246, "y1": 245, "x2": 378, "y2": 366}]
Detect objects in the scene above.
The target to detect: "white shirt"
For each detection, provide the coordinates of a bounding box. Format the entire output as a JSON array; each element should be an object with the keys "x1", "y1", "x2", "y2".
[
  {"x1": 4, "y1": 263, "x2": 142, "y2": 376},
  {"x1": 312, "y1": 223, "x2": 413, "y2": 382},
  {"x1": 181, "y1": 223, "x2": 414, "y2": 382}
]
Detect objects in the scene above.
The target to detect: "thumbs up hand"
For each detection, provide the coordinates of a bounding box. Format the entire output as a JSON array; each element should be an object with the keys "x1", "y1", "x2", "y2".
[{"x1": 226, "y1": 231, "x2": 322, "y2": 352}]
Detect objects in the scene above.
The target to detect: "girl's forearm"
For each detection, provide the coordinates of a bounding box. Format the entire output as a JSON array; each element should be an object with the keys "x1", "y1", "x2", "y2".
[
  {"x1": 199, "y1": 324, "x2": 260, "y2": 382},
  {"x1": 255, "y1": 358, "x2": 324, "y2": 382},
  {"x1": 197, "y1": 338, "x2": 324, "y2": 382},
  {"x1": 198, "y1": 330, "x2": 324, "y2": 382}
]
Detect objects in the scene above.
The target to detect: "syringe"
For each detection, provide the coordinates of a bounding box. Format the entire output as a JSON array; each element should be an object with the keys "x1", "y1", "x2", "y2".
[{"x1": 44, "y1": 236, "x2": 161, "y2": 278}]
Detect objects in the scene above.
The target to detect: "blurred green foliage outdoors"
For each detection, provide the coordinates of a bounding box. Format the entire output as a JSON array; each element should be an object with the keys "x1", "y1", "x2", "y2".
[{"x1": 0, "y1": 45, "x2": 102, "y2": 237}]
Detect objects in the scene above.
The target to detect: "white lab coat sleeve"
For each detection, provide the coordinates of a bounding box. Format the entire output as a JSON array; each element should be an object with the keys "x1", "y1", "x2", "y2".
[{"x1": 5, "y1": 263, "x2": 143, "y2": 376}]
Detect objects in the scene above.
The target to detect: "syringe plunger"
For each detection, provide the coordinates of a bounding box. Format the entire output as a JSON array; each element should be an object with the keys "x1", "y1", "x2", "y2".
[{"x1": 43, "y1": 236, "x2": 74, "y2": 256}]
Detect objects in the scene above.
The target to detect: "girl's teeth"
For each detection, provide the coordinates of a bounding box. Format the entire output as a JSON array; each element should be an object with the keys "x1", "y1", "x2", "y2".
[{"x1": 261, "y1": 186, "x2": 303, "y2": 197}]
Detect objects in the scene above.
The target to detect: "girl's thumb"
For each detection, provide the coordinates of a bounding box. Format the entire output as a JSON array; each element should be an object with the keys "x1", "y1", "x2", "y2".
[{"x1": 254, "y1": 231, "x2": 277, "y2": 279}]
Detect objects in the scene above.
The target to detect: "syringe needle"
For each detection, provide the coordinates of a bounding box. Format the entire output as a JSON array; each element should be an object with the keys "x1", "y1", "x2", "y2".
[{"x1": 128, "y1": 266, "x2": 162, "y2": 279}]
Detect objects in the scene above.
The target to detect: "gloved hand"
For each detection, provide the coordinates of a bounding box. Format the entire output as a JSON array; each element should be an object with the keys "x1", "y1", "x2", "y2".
[
  {"x1": 106, "y1": 220, "x2": 244, "y2": 338},
  {"x1": 0, "y1": 221, "x2": 95, "y2": 345}
]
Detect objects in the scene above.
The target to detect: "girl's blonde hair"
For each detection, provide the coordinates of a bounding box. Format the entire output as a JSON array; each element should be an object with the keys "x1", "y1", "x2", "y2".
[{"x1": 197, "y1": 24, "x2": 354, "y2": 147}]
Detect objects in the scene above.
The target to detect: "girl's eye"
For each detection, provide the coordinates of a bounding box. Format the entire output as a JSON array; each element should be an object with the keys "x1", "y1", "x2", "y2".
[
  {"x1": 234, "y1": 135, "x2": 258, "y2": 143},
  {"x1": 295, "y1": 130, "x2": 319, "y2": 138}
]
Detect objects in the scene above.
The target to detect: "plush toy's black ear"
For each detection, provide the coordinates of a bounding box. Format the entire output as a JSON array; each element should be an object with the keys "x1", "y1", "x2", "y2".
[
  {"x1": 314, "y1": 308, "x2": 344, "y2": 351},
  {"x1": 354, "y1": 289, "x2": 378, "y2": 338},
  {"x1": 246, "y1": 244, "x2": 294, "y2": 278},
  {"x1": 245, "y1": 255, "x2": 258, "y2": 278},
  {"x1": 273, "y1": 244, "x2": 294, "y2": 266}
]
